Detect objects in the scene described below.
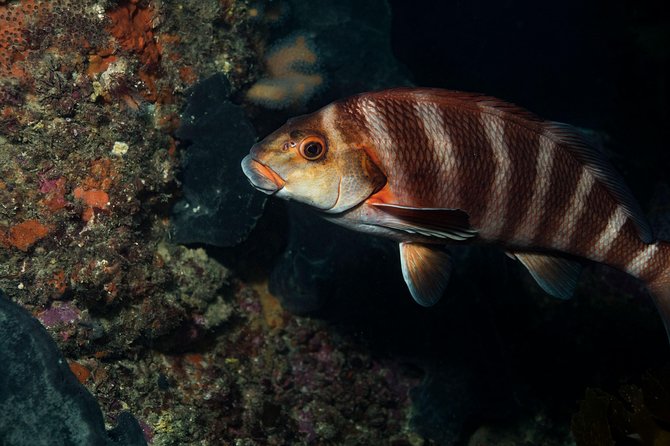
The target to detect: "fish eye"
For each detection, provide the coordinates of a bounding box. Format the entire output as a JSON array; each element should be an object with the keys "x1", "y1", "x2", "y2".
[{"x1": 299, "y1": 136, "x2": 326, "y2": 161}]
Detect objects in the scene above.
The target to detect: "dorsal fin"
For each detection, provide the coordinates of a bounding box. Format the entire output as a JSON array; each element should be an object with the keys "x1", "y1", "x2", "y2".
[
  {"x1": 544, "y1": 121, "x2": 653, "y2": 243},
  {"x1": 358, "y1": 87, "x2": 543, "y2": 123},
  {"x1": 354, "y1": 87, "x2": 653, "y2": 243},
  {"x1": 386, "y1": 88, "x2": 653, "y2": 243}
]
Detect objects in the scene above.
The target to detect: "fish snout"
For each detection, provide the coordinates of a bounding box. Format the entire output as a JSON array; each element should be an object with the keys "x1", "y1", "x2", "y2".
[
  {"x1": 241, "y1": 154, "x2": 285, "y2": 195},
  {"x1": 249, "y1": 142, "x2": 264, "y2": 157}
]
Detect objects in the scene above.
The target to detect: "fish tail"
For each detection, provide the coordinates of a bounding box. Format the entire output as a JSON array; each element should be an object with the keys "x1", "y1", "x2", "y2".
[{"x1": 645, "y1": 241, "x2": 670, "y2": 340}]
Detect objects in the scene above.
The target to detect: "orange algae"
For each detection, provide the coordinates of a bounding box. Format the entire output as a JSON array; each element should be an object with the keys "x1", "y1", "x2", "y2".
[
  {"x1": 167, "y1": 136, "x2": 178, "y2": 157},
  {"x1": 73, "y1": 187, "x2": 110, "y2": 209},
  {"x1": 68, "y1": 361, "x2": 91, "y2": 384},
  {"x1": 106, "y1": 0, "x2": 162, "y2": 100},
  {"x1": 69, "y1": 159, "x2": 119, "y2": 221},
  {"x1": 0, "y1": 1, "x2": 52, "y2": 79},
  {"x1": 48, "y1": 270, "x2": 68, "y2": 297},
  {"x1": 7, "y1": 220, "x2": 50, "y2": 251},
  {"x1": 74, "y1": 187, "x2": 109, "y2": 222},
  {"x1": 185, "y1": 353, "x2": 205, "y2": 367},
  {"x1": 178, "y1": 66, "x2": 198, "y2": 85},
  {"x1": 39, "y1": 178, "x2": 68, "y2": 213},
  {"x1": 253, "y1": 282, "x2": 286, "y2": 330},
  {"x1": 107, "y1": 1, "x2": 161, "y2": 67},
  {"x1": 87, "y1": 52, "x2": 118, "y2": 77},
  {"x1": 81, "y1": 158, "x2": 119, "y2": 191}
]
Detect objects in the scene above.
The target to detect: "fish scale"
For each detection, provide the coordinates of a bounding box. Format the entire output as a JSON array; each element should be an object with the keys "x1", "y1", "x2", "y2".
[
  {"x1": 532, "y1": 141, "x2": 583, "y2": 247},
  {"x1": 342, "y1": 88, "x2": 660, "y2": 281},
  {"x1": 447, "y1": 108, "x2": 496, "y2": 222},
  {"x1": 497, "y1": 119, "x2": 539, "y2": 243},
  {"x1": 513, "y1": 137, "x2": 555, "y2": 244},
  {"x1": 242, "y1": 87, "x2": 670, "y2": 342}
]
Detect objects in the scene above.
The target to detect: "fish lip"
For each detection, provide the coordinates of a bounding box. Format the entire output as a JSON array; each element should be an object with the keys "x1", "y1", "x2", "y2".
[{"x1": 241, "y1": 155, "x2": 286, "y2": 195}]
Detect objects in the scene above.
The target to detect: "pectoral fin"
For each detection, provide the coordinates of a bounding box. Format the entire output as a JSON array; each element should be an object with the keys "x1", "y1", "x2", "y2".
[
  {"x1": 399, "y1": 242, "x2": 452, "y2": 307},
  {"x1": 371, "y1": 203, "x2": 478, "y2": 241},
  {"x1": 512, "y1": 252, "x2": 582, "y2": 300}
]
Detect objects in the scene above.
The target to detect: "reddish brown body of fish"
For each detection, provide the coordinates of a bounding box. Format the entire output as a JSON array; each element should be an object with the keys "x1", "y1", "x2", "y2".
[{"x1": 241, "y1": 87, "x2": 670, "y2": 337}]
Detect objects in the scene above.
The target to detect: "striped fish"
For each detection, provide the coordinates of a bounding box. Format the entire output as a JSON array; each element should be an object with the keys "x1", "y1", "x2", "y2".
[{"x1": 241, "y1": 87, "x2": 670, "y2": 338}]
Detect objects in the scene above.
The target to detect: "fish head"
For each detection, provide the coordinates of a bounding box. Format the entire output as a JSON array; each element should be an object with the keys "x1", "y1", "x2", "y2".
[{"x1": 241, "y1": 109, "x2": 386, "y2": 213}]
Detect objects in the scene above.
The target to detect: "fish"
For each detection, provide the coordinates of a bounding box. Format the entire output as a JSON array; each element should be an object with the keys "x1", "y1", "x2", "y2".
[{"x1": 241, "y1": 87, "x2": 670, "y2": 337}]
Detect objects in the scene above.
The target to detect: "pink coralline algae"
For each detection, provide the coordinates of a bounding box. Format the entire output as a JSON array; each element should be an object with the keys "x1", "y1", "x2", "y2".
[
  {"x1": 37, "y1": 301, "x2": 81, "y2": 328},
  {"x1": 39, "y1": 177, "x2": 63, "y2": 194}
]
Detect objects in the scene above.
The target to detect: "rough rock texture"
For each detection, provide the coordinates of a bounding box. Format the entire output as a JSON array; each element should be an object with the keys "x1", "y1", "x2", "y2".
[
  {"x1": 285, "y1": 0, "x2": 411, "y2": 101},
  {"x1": 0, "y1": 292, "x2": 146, "y2": 446}
]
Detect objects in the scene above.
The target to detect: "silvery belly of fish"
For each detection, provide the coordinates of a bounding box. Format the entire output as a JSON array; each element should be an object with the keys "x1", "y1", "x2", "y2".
[{"x1": 241, "y1": 87, "x2": 670, "y2": 338}]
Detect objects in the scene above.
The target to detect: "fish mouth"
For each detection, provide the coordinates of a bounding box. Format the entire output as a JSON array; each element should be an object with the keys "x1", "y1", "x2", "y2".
[{"x1": 241, "y1": 155, "x2": 286, "y2": 195}]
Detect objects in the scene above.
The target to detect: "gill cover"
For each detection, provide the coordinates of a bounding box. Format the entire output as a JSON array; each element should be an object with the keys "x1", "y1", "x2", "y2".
[{"x1": 326, "y1": 148, "x2": 386, "y2": 214}]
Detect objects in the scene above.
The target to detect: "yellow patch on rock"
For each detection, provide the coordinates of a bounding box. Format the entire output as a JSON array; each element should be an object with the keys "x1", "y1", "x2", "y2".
[{"x1": 253, "y1": 281, "x2": 286, "y2": 331}]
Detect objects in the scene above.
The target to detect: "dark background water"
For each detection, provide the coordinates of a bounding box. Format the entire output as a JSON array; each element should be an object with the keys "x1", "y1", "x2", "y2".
[
  {"x1": 216, "y1": 0, "x2": 670, "y2": 443},
  {"x1": 389, "y1": 0, "x2": 669, "y2": 204},
  {"x1": 330, "y1": 0, "x2": 670, "y2": 442}
]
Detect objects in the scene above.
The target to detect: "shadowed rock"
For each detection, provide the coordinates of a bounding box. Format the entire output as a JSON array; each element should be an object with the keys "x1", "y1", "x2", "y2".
[
  {"x1": 172, "y1": 74, "x2": 264, "y2": 247},
  {"x1": 0, "y1": 292, "x2": 146, "y2": 446}
]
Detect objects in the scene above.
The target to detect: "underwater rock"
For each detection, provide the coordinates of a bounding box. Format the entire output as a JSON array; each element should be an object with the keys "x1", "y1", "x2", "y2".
[
  {"x1": 0, "y1": 292, "x2": 146, "y2": 446},
  {"x1": 269, "y1": 204, "x2": 403, "y2": 315},
  {"x1": 172, "y1": 73, "x2": 264, "y2": 246},
  {"x1": 267, "y1": 205, "x2": 390, "y2": 314},
  {"x1": 267, "y1": 210, "x2": 334, "y2": 314},
  {"x1": 247, "y1": 0, "x2": 410, "y2": 117},
  {"x1": 410, "y1": 366, "x2": 480, "y2": 445},
  {"x1": 283, "y1": 0, "x2": 410, "y2": 101},
  {"x1": 571, "y1": 370, "x2": 670, "y2": 445}
]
